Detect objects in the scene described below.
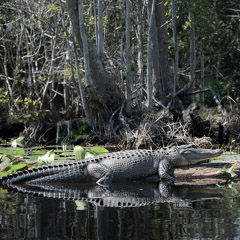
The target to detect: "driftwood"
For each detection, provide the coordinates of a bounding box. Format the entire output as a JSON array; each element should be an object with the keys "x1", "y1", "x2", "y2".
[{"x1": 174, "y1": 160, "x2": 240, "y2": 185}]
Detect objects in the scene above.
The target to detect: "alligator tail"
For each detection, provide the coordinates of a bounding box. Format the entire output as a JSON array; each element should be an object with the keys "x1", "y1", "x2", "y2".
[{"x1": 0, "y1": 161, "x2": 93, "y2": 185}]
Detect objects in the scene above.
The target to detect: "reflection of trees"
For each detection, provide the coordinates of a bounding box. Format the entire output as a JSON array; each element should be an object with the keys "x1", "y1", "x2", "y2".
[{"x1": 0, "y1": 191, "x2": 240, "y2": 239}]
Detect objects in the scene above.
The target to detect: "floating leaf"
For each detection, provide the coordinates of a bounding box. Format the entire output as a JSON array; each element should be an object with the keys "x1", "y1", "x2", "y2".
[
  {"x1": 75, "y1": 200, "x2": 87, "y2": 210},
  {"x1": 74, "y1": 146, "x2": 86, "y2": 160},
  {"x1": 0, "y1": 148, "x2": 25, "y2": 156},
  {"x1": 26, "y1": 155, "x2": 39, "y2": 164},
  {"x1": 0, "y1": 158, "x2": 11, "y2": 171},
  {"x1": 8, "y1": 164, "x2": 27, "y2": 174},
  {"x1": 33, "y1": 149, "x2": 49, "y2": 155},
  {"x1": 0, "y1": 172, "x2": 9, "y2": 179},
  {"x1": 88, "y1": 146, "x2": 109, "y2": 156},
  {"x1": 38, "y1": 150, "x2": 55, "y2": 163}
]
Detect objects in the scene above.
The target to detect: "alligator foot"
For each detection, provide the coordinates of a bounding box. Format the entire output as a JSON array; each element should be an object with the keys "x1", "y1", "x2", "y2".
[
  {"x1": 160, "y1": 174, "x2": 175, "y2": 182},
  {"x1": 96, "y1": 172, "x2": 114, "y2": 191}
]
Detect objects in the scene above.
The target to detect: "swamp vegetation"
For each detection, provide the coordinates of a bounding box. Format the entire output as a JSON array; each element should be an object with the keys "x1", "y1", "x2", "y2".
[{"x1": 0, "y1": 0, "x2": 239, "y2": 149}]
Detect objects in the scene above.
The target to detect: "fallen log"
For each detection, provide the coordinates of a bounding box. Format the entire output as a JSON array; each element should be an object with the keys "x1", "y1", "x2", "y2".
[{"x1": 174, "y1": 160, "x2": 240, "y2": 185}]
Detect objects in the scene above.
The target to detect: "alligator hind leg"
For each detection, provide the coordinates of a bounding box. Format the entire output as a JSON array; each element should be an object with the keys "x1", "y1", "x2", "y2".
[{"x1": 87, "y1": 163, "x2": 113, "y2": 187}]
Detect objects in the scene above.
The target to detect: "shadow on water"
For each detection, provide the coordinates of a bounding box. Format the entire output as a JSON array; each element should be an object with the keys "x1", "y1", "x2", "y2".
[{"x1": 0, "y1": 181, "x2": 240, "y2": 239}]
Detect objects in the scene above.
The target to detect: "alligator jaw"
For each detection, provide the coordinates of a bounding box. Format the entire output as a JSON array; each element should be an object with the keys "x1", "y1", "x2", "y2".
[{"x1": 180, "y1": 148, "x2": 223, "y2": 165}]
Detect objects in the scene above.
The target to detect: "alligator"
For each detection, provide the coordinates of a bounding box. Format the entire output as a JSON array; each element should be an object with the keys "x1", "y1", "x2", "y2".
[
  {"x1": 4, "y1": 181, "x2": 222, "y2": 208},
  {"x1": 0, "y1": 145, "x2": 222, "y2": 187}
]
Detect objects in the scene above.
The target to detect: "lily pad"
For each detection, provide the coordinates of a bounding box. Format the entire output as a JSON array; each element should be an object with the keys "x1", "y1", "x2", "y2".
[
  {"x1": 74, "y1": 146, "x2": 86, "y2": 160},
  {"x1": 75, "y1": 200, "x2": 87, "y2": 210},
  {"x1": 88, "y1": 146, "x2": 109, "y2": 156}
]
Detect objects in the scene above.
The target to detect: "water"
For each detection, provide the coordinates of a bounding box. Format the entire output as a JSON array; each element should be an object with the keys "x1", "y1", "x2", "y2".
[{"x1": 1, "y1": 183, "x2": 240, "y2": 239}]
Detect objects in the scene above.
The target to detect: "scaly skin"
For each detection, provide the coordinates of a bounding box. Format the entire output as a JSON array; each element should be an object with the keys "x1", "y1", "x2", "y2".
[{"x1": 0, "y1": 145, "x2": 222, "y2": 187}]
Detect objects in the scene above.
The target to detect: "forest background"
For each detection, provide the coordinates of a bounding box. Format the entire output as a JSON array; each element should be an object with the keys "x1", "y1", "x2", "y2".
[{"x1": 0, "y1": 0, "x2": 239, "y2": 149}]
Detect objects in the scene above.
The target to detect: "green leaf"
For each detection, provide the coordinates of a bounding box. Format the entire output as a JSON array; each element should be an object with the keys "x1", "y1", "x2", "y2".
[
  {"x1": 33, "y1": 149, "x2": 49, "y2": 155},
  {"x1": 8, "y1": 164, "x2": 27, "y2": 173},
  {"x1": 26, "y1": 155, "x2": 39, "y2": 163},
  {"x1": 84, "y1": 152, "x2": 95, "y2": 159},
  {"x1": 0, "y1": 158, "x2": 11, "y2": 171},
  {"x1": 229, "y1": 162, "x2": 238, "y2": 173},
  {"x1": 72, "y1": 124, "x2": 91, "y2": 141},
  {"x1": 0, "y1": 148, "x2": 25, "y2": 156},
  {"x1": 232, "y1": 186, "x2": 238, "y2": 194},
  {"x1": 88, "y1": 146, "x2": 109, "y2": 156},
  {"x1": 230, "y1": 171, "x2": 238, "y2": 179},
  {"x1": 75, "y1": 200, "x2": 87, "y2": 210},
  {"x1": 38, "y1": 150, "x2": 55, "y2": 163},
  {"x1": 74, "y1": 146, "x2": 86, "y2": 160},
  {"x1": 0, "y1": 172, "x2": 9, "y2": 179},
  {"x1": 11, "y1": 136, "x2": 25, "y2": 147},
  {"x1": 0, "y1": 188, "x2": 8, "y2": 193}
]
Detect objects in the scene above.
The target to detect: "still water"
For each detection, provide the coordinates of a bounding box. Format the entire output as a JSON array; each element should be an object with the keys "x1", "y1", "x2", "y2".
[{"x1": 1, "y1": 182, "x2": 240, "y2": 240}]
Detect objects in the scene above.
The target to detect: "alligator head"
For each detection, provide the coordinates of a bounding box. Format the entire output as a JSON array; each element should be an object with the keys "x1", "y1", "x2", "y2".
[
  {"x1": 176, "y1": 145, "x2": 222, "y2": 166},
  {"x1": 171, "y1": 145, "x2": 222, "y2": 166}
]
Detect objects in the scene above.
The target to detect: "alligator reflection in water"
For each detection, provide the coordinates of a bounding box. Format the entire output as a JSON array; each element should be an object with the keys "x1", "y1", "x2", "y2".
[
  {"x1": 4, "y1": 181, "x2": 222, "y2": 208},
  {"x1": 1, "y1": 182, "x2": 240, "y2": 239}
]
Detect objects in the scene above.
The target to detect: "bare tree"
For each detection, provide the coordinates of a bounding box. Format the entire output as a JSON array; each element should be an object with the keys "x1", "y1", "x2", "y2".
[
  {"x1": 188, "y1": 10, "x2": 196, "y2": 103},
  {"x1": 200, "y1": 39, "x2": 205, "y2": 104},
  {"x1": 146, "y1": 0, "x2": 155, "y2": 109},
  {"x1": 172, "y1": 0, "x2": 179, "y2": 101},
  {"x1": 66, "y1": 0, "x2": 123, "y2": 125},
  {"x1": 125, "y1": 0, "x2": 132, "y2": 114},
  {"x1": 97, "y1": 0, "x2": 104, "y2": 59}
]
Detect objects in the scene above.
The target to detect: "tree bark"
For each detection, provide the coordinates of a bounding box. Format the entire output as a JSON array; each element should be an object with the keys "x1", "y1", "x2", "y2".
[
  {"x1": 125, "y1": 0, "x2": 132, "y2": 114},
  {"x1": 172, "y1": 0, "x2": 179, "y2": 100},
  {"x1": 200, "y1": 39, "x2": 205, "y2": 104},
  {"x1": 97, "y1": 0, "x2": 104, "y2": 59},
  {"x1": 66, "y1": 0, "x2": 123, "y2": 124},
  {"x1": 78, "y1": 0, "x2": 92, "y2": 86},
  {"x1": 155, "y1": 0, "x2": 172, "y2": 102},
  {"x1": 147, "y1": 0, "x2": 171, "y2": 106},
  {"x1": 188, "y1": 10, "x2": 196, "y2": 104},
  {"x1": 146, "y1": 0, "x2": 155, "y2": 110}
]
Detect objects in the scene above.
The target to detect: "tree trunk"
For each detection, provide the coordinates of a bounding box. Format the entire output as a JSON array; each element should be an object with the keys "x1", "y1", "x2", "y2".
[
  {"x1": 78, "y1": 0, "x2": 92, "y2": 86},
  {"x1": 200, "y1": 39, "x2": 205, "y2": 105},
  {"x1": 97, "y1": 0, "x2": 104, "y2": 59},
  {"x1": 66, "y1": 0, "x2": 123, "y2": 124},
  {"x1": 125, "y1": 0, "x2": 132, "y2": 114},
  {"x1": 188, "y1": 10, "x2": 196, "y2": 104},
  {"x1": 155, "y1": 0, "x2": 172, "y2": 102},
  {"x1": 172, "y1": 0, "x2": 179, "y2": 101},
  {"x1": 148, "y1": 0, "x2": 171, "y2": 106},
  {"x1": 146, "y1": 0, "x2": 155, "y2": 110}
]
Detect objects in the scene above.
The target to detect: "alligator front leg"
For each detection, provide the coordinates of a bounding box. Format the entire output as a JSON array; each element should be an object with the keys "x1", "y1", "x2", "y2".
[
  {"x1": 158, "y1": 159, "x2": 175, "y2": 182},
  {"x1": 87, "y1": 163, "x2": 114, "y2": 187}
]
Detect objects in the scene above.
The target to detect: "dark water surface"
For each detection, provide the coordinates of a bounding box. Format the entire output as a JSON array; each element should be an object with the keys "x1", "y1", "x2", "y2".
[{"x1": 1, "y1": 183, "x2": 240, "y2": 240}]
